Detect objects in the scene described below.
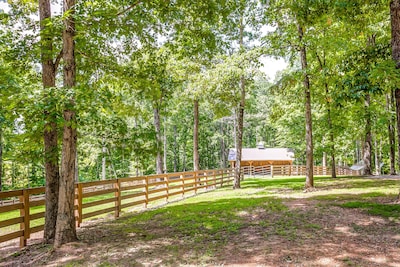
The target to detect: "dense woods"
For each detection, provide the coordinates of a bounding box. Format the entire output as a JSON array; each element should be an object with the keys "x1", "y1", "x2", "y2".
[{"x1": 1, "y1": 0, "x2": 400, "y2": 246}]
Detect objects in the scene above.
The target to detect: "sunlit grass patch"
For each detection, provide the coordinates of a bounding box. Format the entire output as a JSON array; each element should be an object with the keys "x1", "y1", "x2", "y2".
[
  {"x1": 341, "y1": 201, "x2": 400, "y2": 219},
  {"x1": 311, "y1": 192, "x2": 391, "y2": 202}
]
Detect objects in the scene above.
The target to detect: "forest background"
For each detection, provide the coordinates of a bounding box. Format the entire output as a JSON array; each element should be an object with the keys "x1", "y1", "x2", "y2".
[{"x1": 1, "y1": 0, "x2": 399, "y2": 193}]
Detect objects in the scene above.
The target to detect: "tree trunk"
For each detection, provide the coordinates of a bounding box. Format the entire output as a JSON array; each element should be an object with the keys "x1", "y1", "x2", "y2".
[
  {"x1": 220, "y1": 122, "x2": 225, "y2": 169},
  {"x1": 193, "y1": 99, "x2": 200, "y2": 171},
  {"x1": 387, "y1": 93, "x2": 396, "y2": 174},
  {"x1": 163, "y1": 116, "x2": 167, "y2": 173},
  {"x1": 234, "y1": 77, "x2": 245, "y2": 189},
  {"x1": 101, "y1": 141, "x2": 106, "y2": 180},
  {"x1": 153, "y1": 107, "x2": 163, "y2": 174},
  {"x1": 327, "y1": 98, "x2": 336, "y2": 178},
  {"x1": 316, "y1": 51, "x2": 336, "y2": 179},
  {"x1": 54, "y1": 0, "x2": 78, "y2": 247},
  {"x1": 234, "y1": 16, "x2": 246, "y2": 189},
  {"x1": 173, "y1": 125, "x2": 178, "y2": 172},
  {"x1": 182, "y1": 137, "x2": 187, "y2": 172},
  {"x1": 374, "y1": 135, "x2": 380, "y2": 175},
  {"x1": 75, "y1": 149, "x2": 78, "y2": 182},
  {"x1": 39, "y1": 0, "x2": 61, "y2": 244},
  {"x1": 298, "y1": 23, "x2": 314, "y2": 188},
  {"x1": 363, "y1": 94, "x2": 372, "y2": 175},
  {"x1": 391, "y1": 0, "x2": 400, "y2": 171},
  {"x1": 0, "y1": 125, "x2": 2, "y2": 191}
]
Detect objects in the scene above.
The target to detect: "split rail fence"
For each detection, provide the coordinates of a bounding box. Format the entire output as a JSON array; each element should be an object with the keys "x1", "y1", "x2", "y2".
[
  {"x1": 241, "y1": 165, "x2": 360, "y2": 177},
  {"x1": 0, "y1": 169, "x2": 234, "y2": 248}
]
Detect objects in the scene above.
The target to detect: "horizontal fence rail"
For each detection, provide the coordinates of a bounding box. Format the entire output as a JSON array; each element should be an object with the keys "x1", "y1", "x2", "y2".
[
  {"x1": 241, "y1": 165, "x2": 360, "y2": 177},
  {"x1": 0, "y1": 169, "x2": 234, "y2": 248}
]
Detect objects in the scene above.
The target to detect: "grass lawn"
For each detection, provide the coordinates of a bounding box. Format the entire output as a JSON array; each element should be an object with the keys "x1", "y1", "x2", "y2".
[{"x1": 2, "y1": 175, "x2": 400, "y2": 266}]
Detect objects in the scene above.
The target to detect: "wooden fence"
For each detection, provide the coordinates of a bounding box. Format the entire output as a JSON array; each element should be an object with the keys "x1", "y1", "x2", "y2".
[
  {"x1": 241, "y1": 165, "x2": 361, "y2": 177},
  {"x1": 0, "y1": 169, "x2": 234, "y2": 248}
]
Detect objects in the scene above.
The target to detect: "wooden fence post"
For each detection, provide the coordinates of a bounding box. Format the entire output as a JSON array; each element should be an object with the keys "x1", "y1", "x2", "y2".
[
  {"x1": 194, "y1": 172, "x2": 198, "y2": 194},
  {"x1": 19, "y1": 189, "x2": 30, "y2": 248},
  {"x1": 114, "y1": 179, "x2": 121, "y2": 218},
  {"x1": 213, "y1": 170, "x2": 216, "y2": 189},
  {"x1": 181, "y1": 174, "x2": 185, "y2": 197},
  {"x1": 145, "y1": 176, "x2": 149, "y2": 208},
  {"x1": 165, "y1": 175, "x2": 169, "y2": 202},
  {"x1": 271, "y1": 165, "x2": 274, "y2": 178},
  {"x1": 204, "y1": 172, "x2": 208, "y2": 190}
]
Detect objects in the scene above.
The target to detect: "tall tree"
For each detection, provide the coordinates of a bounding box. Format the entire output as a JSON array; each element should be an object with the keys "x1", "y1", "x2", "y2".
[
  {"x1": 386, "y1": 92, "x2": 396, "y2": 174},
  {"x1": 265, "y1": 0, "x2": 330, "y2": 188},
  {"x1": 0, "y1": 121, "x2": 2, "y2": 191},
  {"x1": 38, "y1": 0, "x2": 61, "y2": 244},
  {"x1": 54, "y1": 0, "x2": 78, "y2": 247},
  {"x1": 297, "y1": 22, "x2": 314, "y2": 187},
  {"x1": 234, "y1": 14, "x2": 246, "y2": 189},
  {"x1": 391, "y1": 0, "x2": 400, "y2": 171},
  {"x1": 193, "y1": 99, "x2": 200, "y2": 171},
  {"x1": 363, "y1": 93, "x2": 373, "y2": 175}
]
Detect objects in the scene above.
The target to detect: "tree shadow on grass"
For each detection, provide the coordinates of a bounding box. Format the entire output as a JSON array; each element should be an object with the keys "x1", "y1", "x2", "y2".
[
  {"x1": 3, "y1": 176, "x2": 400, "y2": 266},
  {"x1": 60, "y1": 196, "x2": 284, "y2": 266},
  {"x1": 242, "y1": 176, "x2": 400, "y2": 193},
  {"x1": 69, "y1": 193, "x2": 400, "y2": 266}
]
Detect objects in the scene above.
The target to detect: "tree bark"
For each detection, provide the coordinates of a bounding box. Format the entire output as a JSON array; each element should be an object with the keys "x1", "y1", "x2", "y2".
[
  {"x1": 374, "y1": 135, "x2": 380, "y2": 175},
  {"x1": 163, "y1": 116, "x2": 167, "y2": 173},
  {"x1": 234, "y1": 16, "x2": 246, "y2": 189},
  {"x1": 363, "y1": 94, "x2": 372, "y2": 175},
  {"x1": 173, "y1": 125, "x2": 178, "y2": 172},
  {"x1": 0, "y1": 125, "x2": 2, "y2": 191},
  {"x1": 182, "y1": 137, "x2": 187, "y2": 172},
  {"x1": 101, "y1": 141, "x2": 106, "y2": 180},
  {"x1": 75, "y1": 149, "x2": 78, "y2": 182},
  {"x1": 193, "y1": 99, "x2": 200, "y2": 171},
  {"x1": 153, "y1": 107, "x2": 163, "y2": 174},
  {"x1": 54, "y1": 0, "x2": 78, "y2": 247},
  {"x1": 387, "y1": 92, "x2": 396, "y2": 174},
  {"x1": 326, "y1": 83, "x2": 336, "y2": 178},
  {"x1": 298, "y1": 23, "x2": 314, "y2": 188},
  {"x1": 234, "y1": 77, "x2": 245, "y2": 189},
  {"x1": 39, "y1": 0, "x2": 61, "y2": 244},
  {"x1": 316, "y1": 51, "x2": 336, "y2": 178},
  {"x1": 391, "y1": 0, "x2": 400, "y2": 171},
  {"x1": 220, "y1": 121, "x2": 225, "y2": 169}
]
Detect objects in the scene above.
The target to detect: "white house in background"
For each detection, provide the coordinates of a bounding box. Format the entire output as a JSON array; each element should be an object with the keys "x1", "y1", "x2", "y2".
[{"x1": 228, "y1": 143, "x2": 295, "y2": 168}]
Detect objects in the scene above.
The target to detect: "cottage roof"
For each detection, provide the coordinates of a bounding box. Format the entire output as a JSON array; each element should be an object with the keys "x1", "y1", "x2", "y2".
[{"x1": 228, "y1": 148, "x2": 294, "y2": 162}]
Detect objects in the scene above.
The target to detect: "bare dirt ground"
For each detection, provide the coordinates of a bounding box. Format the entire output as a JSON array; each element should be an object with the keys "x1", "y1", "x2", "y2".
[{"x1": 1, "y1": 197, "x2": 400, "y2": 267}]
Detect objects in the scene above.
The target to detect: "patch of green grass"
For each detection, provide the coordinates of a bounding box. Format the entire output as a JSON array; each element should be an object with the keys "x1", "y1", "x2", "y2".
[
  {"x1": 98, "y1": 261, "x2": 117, "y2": 267},
  {"x1": 341, "y1": 201, "x2": 400, "y2": 218},
  {"x1": 311, "y1": 192, "x2": 390, "y2": 202},
  {"x1": 129, "y1": 197, "x2": 275, "y2": 234},
  {"x1": 304, "y1": 223, "x2": 322, "y2": 230},
  {"x1": 63, "y1": 260, "x2": 87, "y2": 267},
  {"x1": 241, "y1": 177, "x2": 307, "y2": 191},
  {"x1": 341, "y1": 257, "x2": 356, "y2": 266}
]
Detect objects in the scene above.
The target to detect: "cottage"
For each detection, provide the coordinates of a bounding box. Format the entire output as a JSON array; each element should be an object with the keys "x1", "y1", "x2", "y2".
[{"x1": 228, "y1": 143, "x2": 294, "y2": 169}]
